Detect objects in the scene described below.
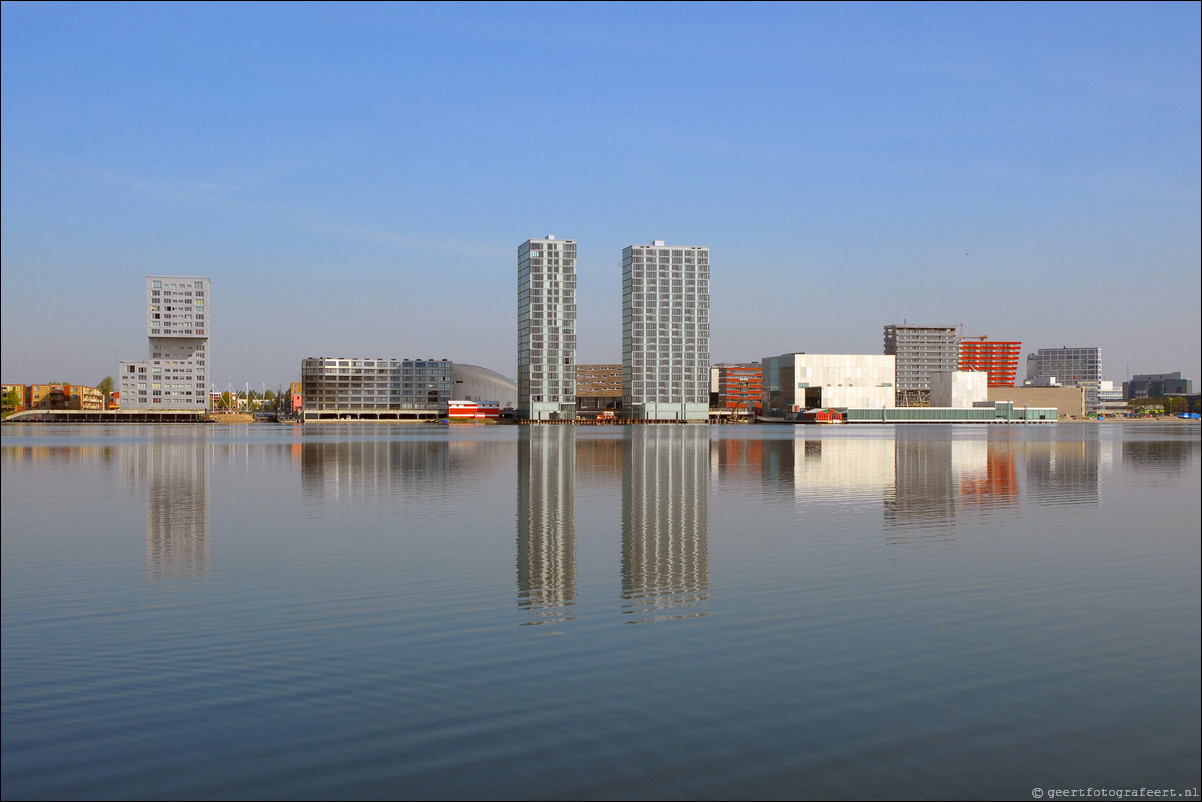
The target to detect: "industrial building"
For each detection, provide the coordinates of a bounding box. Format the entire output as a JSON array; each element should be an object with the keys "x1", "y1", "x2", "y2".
[
  {"x1": 119, "y1": 276, "x2": 210, "y2": 409},
  {"x1": 622, "y1": 241, "x2": 710, "y2": 422},
  {"x1": 518, "y1": 235, "x2": 577, "y2": 421}
]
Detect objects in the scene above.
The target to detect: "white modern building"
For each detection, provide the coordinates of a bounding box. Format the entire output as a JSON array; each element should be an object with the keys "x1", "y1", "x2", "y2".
[
  {"x1": 622, "y1": 240, "x2": 710, "y2": 421},
  {"x1": 931, "y1": 370, "x2": 988, "y2": 408},
  {"x1": 119, "y1": 276, "x2": 210, "y2": 409},
  {"x1": 518, "y1": 236, "x2": 577, "y2": 421},
  {"x1": 883, "y1": 324, "x2": 961, "y2": 406},
  {"x1": 761, "y1": 353, "x2": 896, "y2": 416}
]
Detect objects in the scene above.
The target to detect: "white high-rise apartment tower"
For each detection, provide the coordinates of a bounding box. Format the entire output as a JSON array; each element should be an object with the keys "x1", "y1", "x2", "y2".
[
  {"x1": 119, "y1": 276, "x2": 210, "y2": 409},
  {"x1": 518, "y1": 236, "x2": 577, "y2": 421},
  {"x1": 622, "y1": 240, "x2": 710, "y2": 421}
]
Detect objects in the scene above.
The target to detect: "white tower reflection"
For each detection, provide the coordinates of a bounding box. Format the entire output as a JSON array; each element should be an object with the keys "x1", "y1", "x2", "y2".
[
  {"x1": 124, "y1": 437, "x2": 210, "y2": 580},
  {"x1": 516, "y1": 426, "x2": 577, "y2": 627},
  {"x1": 621, "y1": 426, "x2": 710, "y2": 623}
]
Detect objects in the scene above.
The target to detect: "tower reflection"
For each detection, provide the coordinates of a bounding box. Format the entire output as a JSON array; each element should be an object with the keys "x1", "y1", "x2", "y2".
[
  {"x1": 621, "y1": 426, "x2": 710, "y2": 623},
  {"x1": 124, "y1": 437, "x2": 210, "y2": 580},
  {"x1": 516, "y1": 426, "x2": 577, "y2": 627}
]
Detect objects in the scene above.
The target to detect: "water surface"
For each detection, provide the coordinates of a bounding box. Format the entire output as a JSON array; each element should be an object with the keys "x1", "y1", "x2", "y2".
[{"x1": 3, "y1": 423, "x2": 1199, "y2": 799}]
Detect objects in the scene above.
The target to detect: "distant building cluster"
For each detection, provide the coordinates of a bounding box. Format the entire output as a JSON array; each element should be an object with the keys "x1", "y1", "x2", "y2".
[
  {"x1": 2, "y1": 383, "x2": 106, "y2": 412},
  {"x1": 11, "y1": 263, "x2": 1196, "y2": 424}
]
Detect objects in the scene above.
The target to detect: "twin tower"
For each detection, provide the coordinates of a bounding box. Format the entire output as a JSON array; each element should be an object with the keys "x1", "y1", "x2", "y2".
[{"x1": 518, "y1": 236, "x2": 711, "y2": 422}]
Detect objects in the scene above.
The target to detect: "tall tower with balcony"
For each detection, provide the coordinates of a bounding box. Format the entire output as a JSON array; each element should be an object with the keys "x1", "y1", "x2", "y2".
[{"x1": 518, "y1": 236, "x2": 577, "y2": 421}]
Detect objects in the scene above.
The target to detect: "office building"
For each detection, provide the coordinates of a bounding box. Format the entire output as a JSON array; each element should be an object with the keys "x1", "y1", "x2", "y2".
[
  {"x1": 1025, "y1": 347, "x2": 1103, "y2": 414},
  {"x1": 622, "y1": 240, "x2": 710, "y2": 421},
  {"x1": 119, "y1": 276, "x2": 210, "y2": 409},
  {"x1": 1124, "y1": 372, "x2": 1193, "y2": 400},
  {"x1": 959, "y1": 339, "x2": 1022, "y2": 387},
  {"x1": 883, "y1": 324, "x2": 960, "y2": 406},
  {"x1": 518, "y1": 236, "x2": 577, "y2": 421}
]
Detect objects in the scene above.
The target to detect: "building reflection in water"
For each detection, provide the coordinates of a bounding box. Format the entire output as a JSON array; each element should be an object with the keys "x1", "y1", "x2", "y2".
[
  {"x1": 750, "y1": 430, "x2": 1102, "y2": 544},
  {"x1": 621, "y1": 425, "x2": 709, "y2": 623},
  {"x1": 516, "y1": 426, "x2": 577, "y2": 627},
  {"x1": 757, "y1": 435, "x2": 895, "y2": 508},
  {"x1": 956, "y1": 434, "x2": 1020, "y2": 513},
  {"x1": 1025, "y1": 432, "x2": 1100, "y2": 507},
  {"x1": 299, "y1": 439, "x2": 453, "y2": 504},
  {"x1": 123, "y1": 439, "x2": 210, "y2": 580},
  {"x1": 1122, "y1": 437, "x2": 1198, "y2": 477}
]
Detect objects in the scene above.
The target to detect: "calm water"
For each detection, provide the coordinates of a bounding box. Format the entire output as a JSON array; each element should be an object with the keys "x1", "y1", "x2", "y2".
[{"x1": 2, "y1": 422, "x2": 1199, "y2": 800}]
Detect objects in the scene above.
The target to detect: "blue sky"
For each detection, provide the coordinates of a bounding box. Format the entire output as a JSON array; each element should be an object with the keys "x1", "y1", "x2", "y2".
[{"x1": 3, "y1": 1, "x2": 1199, "y2": 391}]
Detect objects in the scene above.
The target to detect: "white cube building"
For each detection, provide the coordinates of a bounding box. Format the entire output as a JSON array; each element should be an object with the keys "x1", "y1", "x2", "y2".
[
  {"x1": 930, "y1": 370, "x2": 989, "y2": 408},
  {"x1": 762, "y1": 353, "x2": 896, "y2": 415}
]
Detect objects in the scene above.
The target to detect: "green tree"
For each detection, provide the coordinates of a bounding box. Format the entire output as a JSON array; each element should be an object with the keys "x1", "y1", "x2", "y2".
[
  {"x1": 97, "y1": 376, "x2": 114, "y2": 397},
  {"x1": 3, "y1": 386, "x2": 22, "y2": 412}
]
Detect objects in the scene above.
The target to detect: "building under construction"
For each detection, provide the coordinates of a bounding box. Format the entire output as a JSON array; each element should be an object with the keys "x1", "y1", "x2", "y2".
[{"x1": 883, "y1": 324, "x2": 960, "y2": 406}]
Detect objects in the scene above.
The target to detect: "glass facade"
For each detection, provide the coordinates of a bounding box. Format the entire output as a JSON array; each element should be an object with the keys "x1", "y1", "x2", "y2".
[{"x1": 1026, "y1": 347, "x2": 1103, "y2": 414}]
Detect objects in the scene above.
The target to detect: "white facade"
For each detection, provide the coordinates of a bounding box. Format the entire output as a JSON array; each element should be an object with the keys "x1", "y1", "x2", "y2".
[
  {"x1": 518, "y1": 236, "x2": 577, "y2": 421},
  {"x1": 622, "y1": 240, "x2": 711, "y2": 421},
  {"x1": 931, "y1": 370, "x2": 988, "y2": 408},
  {"x1": 119, "y1": 276, "x2": 210, "y2": 409},
  {"x1": 763, "y1": 353, "x2": 896, "y2": 414}
]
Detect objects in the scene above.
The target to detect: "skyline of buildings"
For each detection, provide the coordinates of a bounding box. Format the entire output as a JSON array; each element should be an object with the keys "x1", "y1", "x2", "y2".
[{"x1": 8, "y1": 270, "x2": 1196, "y2": 421}]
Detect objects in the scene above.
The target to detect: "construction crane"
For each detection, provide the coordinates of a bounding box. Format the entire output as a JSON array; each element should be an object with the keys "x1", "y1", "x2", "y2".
[{"x1": 959, "y1": 324, "x2": 988, "y2": 341}]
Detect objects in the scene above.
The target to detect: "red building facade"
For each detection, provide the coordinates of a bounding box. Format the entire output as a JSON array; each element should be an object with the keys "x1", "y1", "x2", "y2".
[
  {"x1": 717, "y1": 363, "x2": 763, "y2": 414},
  {"x1": 959, "y1": 340, "x2": 1022, "y2": 388}
]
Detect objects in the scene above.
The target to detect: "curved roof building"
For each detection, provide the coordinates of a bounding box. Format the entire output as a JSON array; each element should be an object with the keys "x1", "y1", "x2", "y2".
[{"x1": 453, "y1": 364, "x2": 518, "y2": 410}]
